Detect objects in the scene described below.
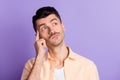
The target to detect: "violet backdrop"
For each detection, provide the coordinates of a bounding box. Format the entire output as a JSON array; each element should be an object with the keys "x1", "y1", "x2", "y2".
[{"x1": 0, "y1": 0, "x2": 120, "y2": 80}]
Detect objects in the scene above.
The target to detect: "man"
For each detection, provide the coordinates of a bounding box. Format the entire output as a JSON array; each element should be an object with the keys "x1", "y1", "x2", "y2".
[{"x1": 21, "y1": 6, "x2": 99, "y2": 80}]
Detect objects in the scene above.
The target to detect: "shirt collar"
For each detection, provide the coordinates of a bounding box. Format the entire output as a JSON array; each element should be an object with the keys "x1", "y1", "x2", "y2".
[
  {"x1": 47, "y1": 47, "x2": 76, "y2": 61},
  {"x1": 65, "y1": 47, "x2": 76, "y2": 61}
]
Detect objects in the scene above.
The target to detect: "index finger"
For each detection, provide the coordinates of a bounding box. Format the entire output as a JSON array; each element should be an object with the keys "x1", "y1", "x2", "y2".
[{"x1": 35, "y1": 30, "x2": 39, "y2": 41}]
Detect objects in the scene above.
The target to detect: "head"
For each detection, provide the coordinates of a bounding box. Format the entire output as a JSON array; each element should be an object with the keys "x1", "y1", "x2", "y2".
[
  {"x1": 32, "y1": 6, "x2": 62, "y2": 32},
  {"x1": 32, "y1": 6, "x2": 65, "y2": 47}
]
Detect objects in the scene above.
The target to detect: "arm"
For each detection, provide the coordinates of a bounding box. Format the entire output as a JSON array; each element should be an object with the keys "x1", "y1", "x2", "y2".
[
  {"x1": 89, "y1": 62, "x2": 99, "y2": 80},
  {"x1": 21, "y1": 31, "x2": 47, "y2": 80}
]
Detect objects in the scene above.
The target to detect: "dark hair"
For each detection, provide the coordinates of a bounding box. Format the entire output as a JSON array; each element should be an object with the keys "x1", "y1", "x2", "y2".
[{"x1": 32, "y1": 6, "x2": 62, "y2": 32}]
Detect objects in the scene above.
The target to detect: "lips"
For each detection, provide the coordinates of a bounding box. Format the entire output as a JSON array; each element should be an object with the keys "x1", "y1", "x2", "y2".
[{"x1": 50, "y1": 33, "x2": 59, "y2": 39}]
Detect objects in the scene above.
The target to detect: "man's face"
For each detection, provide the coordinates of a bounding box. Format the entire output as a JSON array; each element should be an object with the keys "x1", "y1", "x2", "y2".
[{"x1": 35, "y1": 14, "x2": 65, "y2": 47}]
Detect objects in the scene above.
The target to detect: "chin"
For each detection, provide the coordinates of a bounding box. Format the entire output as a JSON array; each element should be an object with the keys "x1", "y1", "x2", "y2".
[{"x1": 48, "y1": 39, "x2": 64, "y2": 47}]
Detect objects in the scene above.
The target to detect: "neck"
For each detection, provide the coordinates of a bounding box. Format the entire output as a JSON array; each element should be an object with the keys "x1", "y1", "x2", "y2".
[{"x1": 48, "y1": 42, "x2": 68, "y2": 68}]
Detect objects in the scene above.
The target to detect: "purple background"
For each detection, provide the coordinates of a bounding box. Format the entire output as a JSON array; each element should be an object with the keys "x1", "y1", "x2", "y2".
[{"x1": 0, "y1": 0, "x2": 120, "y2": 80}]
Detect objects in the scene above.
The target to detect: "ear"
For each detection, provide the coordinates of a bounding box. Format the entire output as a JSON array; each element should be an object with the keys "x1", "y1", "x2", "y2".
[{"x1": 62, "y1": 23, "x2": 66, "y2": 32}]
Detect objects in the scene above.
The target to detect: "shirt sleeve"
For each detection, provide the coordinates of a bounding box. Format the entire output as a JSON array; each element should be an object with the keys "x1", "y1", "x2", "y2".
[
  {"x1": 21, "y1": 59, "x2": 34, "y2": 80},
  {"x1": 89, "y1": 62, "x2": 100, "y2": 80}
]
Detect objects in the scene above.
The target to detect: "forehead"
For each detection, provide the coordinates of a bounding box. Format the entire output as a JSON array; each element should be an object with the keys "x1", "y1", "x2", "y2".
[{"x1": 36, "y1": 14, "x2": 60, "y2": 24}]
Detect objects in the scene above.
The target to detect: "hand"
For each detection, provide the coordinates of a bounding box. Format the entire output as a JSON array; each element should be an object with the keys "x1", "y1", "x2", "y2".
[{"x1": 34, "y1": 30, "x2": 47, "y2": 59}]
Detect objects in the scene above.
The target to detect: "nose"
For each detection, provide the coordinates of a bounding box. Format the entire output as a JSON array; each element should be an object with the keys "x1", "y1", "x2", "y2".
[{"x1": 48, "y1": 25, "x2": 55, "y2": 34}]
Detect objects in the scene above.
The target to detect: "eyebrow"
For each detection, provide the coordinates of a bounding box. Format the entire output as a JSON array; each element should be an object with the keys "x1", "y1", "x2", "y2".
[
  {"x1": 50, "y1": 18, "x2": 58, "y2": 22},
  {"x1": 37, "y1": 18, "x2": 58, "y2": 28},
  {"x1": 37, "y1": 23, "x2": 45, "y2": 28}
]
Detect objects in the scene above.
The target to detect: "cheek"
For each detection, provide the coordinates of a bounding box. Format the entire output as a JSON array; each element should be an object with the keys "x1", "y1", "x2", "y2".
[
  {"x1": 57, "y1": 26, "x2": 64, "y2": 32},
  {"x1": 38, "y1": 33, "x2": 42, "y2": 39},
  {"x1": 40, "y1": 33, "x2": 49, "y2": 39},
  {"x1": 38, "y1": 31, "x2": 44, "y2": 38}
]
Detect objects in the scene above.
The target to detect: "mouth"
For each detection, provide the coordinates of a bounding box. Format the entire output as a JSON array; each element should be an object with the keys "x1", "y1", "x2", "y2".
[{"x1": 49, "y1": 33, "x2": 60, "y2": 39}]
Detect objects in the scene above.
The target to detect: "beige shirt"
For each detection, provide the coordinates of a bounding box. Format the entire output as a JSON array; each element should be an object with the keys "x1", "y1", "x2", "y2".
[{"x1": 21, "y1": 48, "x2": 99, "y2": 80}]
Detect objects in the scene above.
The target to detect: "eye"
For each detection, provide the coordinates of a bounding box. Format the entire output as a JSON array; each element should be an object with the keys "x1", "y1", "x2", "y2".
[
  {"x1": 54, "y1": 22, "x2": 58, "y2": 25},
  {"x1": 52, "y1": 22, "x2": 58, "y2": 26},
  {"x1": 40, "y1": 26, "x2": 48, "y2": 31}
]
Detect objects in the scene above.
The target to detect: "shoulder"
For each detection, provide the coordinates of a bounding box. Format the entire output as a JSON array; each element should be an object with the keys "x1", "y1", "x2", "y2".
[
  {"x1": 70, "y1": 50, "x2": 99, "y2": 79},
  {"x1": 71, "y1": 51, "x2": 98, "y2": 72},
  {"x1": 69, "y1": 48, "x2": 97, "y2": 68},
  {"x1": 73, "y1": 52, "x2": 93, "y2": 63},
  {"x1": 24, "y1": 57, "x2": 35, "y2": 70}
]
